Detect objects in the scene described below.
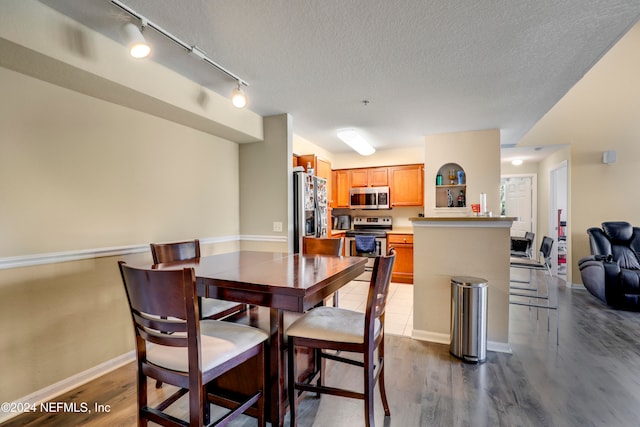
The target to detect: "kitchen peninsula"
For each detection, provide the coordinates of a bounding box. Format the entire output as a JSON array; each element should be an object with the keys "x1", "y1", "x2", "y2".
[{"x1": 410, "y1": 216, "x2": 516, "y2": 353}]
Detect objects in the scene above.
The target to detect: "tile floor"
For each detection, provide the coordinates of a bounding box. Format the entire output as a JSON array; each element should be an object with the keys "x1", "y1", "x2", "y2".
[{"x1": 338, "y1": 280, "x2": 414, "y2": 337}]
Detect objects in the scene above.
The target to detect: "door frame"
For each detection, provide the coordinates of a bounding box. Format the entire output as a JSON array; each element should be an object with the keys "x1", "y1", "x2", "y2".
[{"x1": 549, "y1": 160, "x2": 568, "y2": 278}]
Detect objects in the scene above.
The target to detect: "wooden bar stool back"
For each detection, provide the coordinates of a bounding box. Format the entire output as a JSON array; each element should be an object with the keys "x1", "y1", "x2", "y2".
[
  {"x1": 150, "y1": 239, "x2": 247, "y2": 321},
  {"x1": 302, "y1": 236, "x2": 344, "y2": 306},
  {"x1": 287, "y1": 248, "x2": 396, "y2": 427},
  {"x1": 118, "y1": 262, "x2": 267, "y2": 427}
]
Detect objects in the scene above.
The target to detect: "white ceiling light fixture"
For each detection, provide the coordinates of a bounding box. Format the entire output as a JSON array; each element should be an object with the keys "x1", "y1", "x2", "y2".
[
  {"x1": 111, "y1": 0, "x2": 249, "y2": 108},
  {"x1": 231, "y1": 80, "x2": 247, "y2": 108},
  {"x1": 122, "y1": 22, "x2": 151, "y2": 59},
  {"x1": 512, "y1": 159, "x2": 523, "y2": 166},
  {"x1": 337, "y1": 129, "x2": 376, "y2": 156}
]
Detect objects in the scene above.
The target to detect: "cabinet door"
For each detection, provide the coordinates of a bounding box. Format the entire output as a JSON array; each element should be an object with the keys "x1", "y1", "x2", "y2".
[
  {"x1": 350, "y1": 169, "x2": 369, "y2": 187},
  {"x1": 388, "y1": 234, "x2": 414, "y2": 283},
  {"x1": 389, "y1": 164, "x2": 424, "y2": 207},
  {"x1": 316, "y1": 158, "x2": 332, "y2": 207},
  {"x1": 333, "y1": 170, "x2": 351, "y2": 208},
  {"x1": 368, "y1": 167, "x2": 389, "y2": 186}
]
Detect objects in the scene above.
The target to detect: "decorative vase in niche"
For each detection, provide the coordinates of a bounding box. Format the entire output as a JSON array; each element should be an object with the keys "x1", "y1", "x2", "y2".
[
  {"x1": 447, "y1": 189, "x2": 454, "y2": 207},
  {"x1": 457, "y1": 170, "x2": 465, "y2": 185}
]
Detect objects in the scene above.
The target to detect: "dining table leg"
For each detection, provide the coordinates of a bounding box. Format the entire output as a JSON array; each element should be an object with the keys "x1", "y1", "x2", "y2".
[{"x1": 269, "y1": 307, "x2": 285, "y2": 427}]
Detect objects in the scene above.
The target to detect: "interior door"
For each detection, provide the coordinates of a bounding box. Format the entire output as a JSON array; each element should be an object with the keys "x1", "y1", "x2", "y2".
[{"x1": 502, "y1": 176, "x2": 533, "y2": 237}]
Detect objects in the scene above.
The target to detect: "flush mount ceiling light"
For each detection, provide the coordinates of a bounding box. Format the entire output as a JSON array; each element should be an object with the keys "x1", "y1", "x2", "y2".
[
  {"x1": 231, "y1": 81, "x2": 247, "y2": 108},
  {"x1": 122, "y1": 22, "x2": 151, "y2": 59},
  {"x1": 337, "y1": 129, "x2": 376, "y2": 156},
  {"x1": 111, "y1": 0, "x2": 249, "y2": 108},
  {"x1": 512, "y1": 159, "x2": 523, "y2": 166}
]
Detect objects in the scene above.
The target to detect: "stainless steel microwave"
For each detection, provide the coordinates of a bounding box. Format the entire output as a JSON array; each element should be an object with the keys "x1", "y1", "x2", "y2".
[{"x1": 349, "y1": 186, "x2": 390, "y2": 209}]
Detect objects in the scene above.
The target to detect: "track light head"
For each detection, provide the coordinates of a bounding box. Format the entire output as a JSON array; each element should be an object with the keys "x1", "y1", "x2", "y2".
[
  {"x1": 231, "y1": 82, "x2": 247, "y2": 108},
  {"x1": 122, "y1": 22, "x2": 151, "y2": 59}
]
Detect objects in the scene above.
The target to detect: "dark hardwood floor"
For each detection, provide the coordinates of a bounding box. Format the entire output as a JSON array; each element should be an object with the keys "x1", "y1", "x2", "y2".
[{"x1": 4, "y1": 271, "x2": 640, "y2": 426}]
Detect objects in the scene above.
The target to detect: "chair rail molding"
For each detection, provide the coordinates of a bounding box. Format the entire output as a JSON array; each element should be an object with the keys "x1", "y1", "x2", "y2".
[{"x1": 0, "y1": 234, "x2": 268, "y2": 269}]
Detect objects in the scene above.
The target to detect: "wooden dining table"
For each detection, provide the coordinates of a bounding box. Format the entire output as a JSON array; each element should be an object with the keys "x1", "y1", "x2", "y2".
[{"x1": 149, "y1": 250, "x2": 367, "y2": 426}]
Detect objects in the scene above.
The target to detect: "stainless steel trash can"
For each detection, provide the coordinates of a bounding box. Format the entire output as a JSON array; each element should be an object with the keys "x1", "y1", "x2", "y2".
[{"x1": 450, "y1": 276, "x2": 488, "y2": 363}]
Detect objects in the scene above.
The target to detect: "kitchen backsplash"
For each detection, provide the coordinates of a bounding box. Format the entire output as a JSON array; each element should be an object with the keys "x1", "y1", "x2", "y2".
[{"x1": 332, "y1": 206, "x2": 422, "y2": 229}]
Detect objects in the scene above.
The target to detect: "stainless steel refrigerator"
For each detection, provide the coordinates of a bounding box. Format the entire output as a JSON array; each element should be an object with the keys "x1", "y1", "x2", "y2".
[{"x1": 293, "y1": 171, "x2": 328, "y2": 253}]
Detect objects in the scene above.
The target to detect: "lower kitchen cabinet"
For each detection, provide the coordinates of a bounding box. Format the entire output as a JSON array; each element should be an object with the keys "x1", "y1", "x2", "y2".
[{"x1": 387, "y1": 233, "x2": 413, "y2": 284}]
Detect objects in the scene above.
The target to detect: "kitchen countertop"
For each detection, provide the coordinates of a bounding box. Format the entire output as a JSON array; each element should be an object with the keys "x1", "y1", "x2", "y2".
[
  {"x1": 410, "y1": 216, "x2": 517, "y2": 223},
  {"x1": 386, "y1": 227, "x2": 414, "y2": 234},
  {"x1": 331, "y1": 228, "x2": 414, "y2": 235}
]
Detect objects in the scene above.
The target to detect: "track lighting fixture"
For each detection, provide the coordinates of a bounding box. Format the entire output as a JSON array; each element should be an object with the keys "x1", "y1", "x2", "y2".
[
  {"x1": 231, "y1": 81, "x2": 247, "y2": 108},
  {"x1": 111, "y1": 0, "x2": 249, "y2": 108},
  {"x1": 122, "y1": 22, "x2": 151, "y2": 59},
  {"x1": 337, "y1": 129, "x2": 376, "y2": 156}
]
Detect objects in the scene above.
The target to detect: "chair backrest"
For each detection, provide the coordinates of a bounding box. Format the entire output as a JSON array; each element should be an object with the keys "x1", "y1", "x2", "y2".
[
  {"x1": 588, "y1": 222, "x2": 640, "y2": 268},
  {"x1": 539, "y1": 236, "x2": 554, "y2": 265},
  {"x1": 364, "y1": 248, "x2": 396, "y2": 341},
  {"x1": 150, "y1": 239, "x2": 200, "y2": 264},
  {"x1": 302, "y1": 236, "x2": 344, "y2": 256},
  {"x1": 118, "y1": 261, "x2": 200, "y2": 354}
]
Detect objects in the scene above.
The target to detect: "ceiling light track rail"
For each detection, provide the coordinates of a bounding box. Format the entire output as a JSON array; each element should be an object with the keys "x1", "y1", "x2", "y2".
[{"x1": 109, "y1": 0, "x2": 248, "y2": 87}]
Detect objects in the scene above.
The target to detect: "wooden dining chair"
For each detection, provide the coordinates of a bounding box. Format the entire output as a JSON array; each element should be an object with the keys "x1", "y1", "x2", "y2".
[
  {"x1": 118, "y1": 261, "x2": 268, "y2": 427},
  {"x1": 302, "y1": 236, "x2": 344, "y2": 307},
  {"x1": 286, "y1": 248, "x2": 396, "y2": 427},
  {"x1": 150, "y1": 239, "x2": 247, "y2": 320}
]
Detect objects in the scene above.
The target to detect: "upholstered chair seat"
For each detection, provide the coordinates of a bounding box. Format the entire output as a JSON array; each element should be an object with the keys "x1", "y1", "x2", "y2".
[{"x1": 147, "y1": 320, "x2": 268, "y2": 373}]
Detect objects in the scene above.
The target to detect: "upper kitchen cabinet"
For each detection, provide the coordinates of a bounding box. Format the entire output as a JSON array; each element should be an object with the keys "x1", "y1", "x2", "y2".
[
  {"x1": 332, "y1": 169, "x2": 351, "y2": 208},
  {"x1": 350, "y1": 167, "x2": 389, "y2": 187},
  {"x1": 389, "y1": 164, "x2": 424, "y2": 207},
  {"x1": 297, "y1": 154, "x2": 331, "y2": 180}
]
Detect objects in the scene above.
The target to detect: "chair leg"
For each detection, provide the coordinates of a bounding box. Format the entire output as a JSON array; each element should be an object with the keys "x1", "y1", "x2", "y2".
[
  {"x1": 155, "y1": 380, "x2": 163, "y2": 389},
  {"x1": 257, "y1": 343, "x2": 266, "y2": 427},
  {"x1": 378, "y1": 339, "x2": 390, "y2": 417},
  {"x1": 288, "y1": 339, "x2": 298, "y2": 427},
  {"x1": 364, "y1": 352, "x2": 375, "y2": 427},
  {"x1": 138, "y1": 365, "x2": 148, "y2": 427},
  {"x1": 188, "y1": 383, "x2": 207, "y2": 426},
  {"x1": 333, "y1": 291, "x2": 339, "y2": 307}
]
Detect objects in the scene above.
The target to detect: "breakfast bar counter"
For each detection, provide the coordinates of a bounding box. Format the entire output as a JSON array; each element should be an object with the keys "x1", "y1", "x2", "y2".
[{"x1": 410, "y1": 216, "x2": 516, "y2": 353}]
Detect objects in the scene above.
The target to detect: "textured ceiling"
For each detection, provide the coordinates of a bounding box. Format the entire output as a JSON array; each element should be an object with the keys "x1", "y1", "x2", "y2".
[{"x1": 38, "y1": 0, "x2": 640, "y2": 157}]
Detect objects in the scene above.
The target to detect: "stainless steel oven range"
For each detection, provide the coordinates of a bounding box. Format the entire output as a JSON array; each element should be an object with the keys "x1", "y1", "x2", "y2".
[{"x1": 345, "y1": 216, "x2": 392, "y2": 281}]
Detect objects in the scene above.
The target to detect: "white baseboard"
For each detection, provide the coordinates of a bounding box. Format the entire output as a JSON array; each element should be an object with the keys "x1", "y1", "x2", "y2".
[
  {"x1": 487, "y1": 340, "x2": 513, "y2": 354},
  {"x1": 0, "y1": 352, "x2": 135, "y2": 423},
  {"x1": 411, "y1": 329, "x2": 512, "y2": 354},
  {"x1": 411, "y1": 329, "x2": 449, "y2": 344}
]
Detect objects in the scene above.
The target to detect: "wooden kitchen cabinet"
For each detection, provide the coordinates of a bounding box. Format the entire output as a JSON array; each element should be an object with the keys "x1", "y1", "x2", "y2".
[
  {"x1": 350, "y1": 167, "x2": 389, "y2": 187},
  {"x1": 332, "y1": 169, "x2": 351, "y2": 208},
  {"x1": 387, "y1": 233, "x2": 413, "y2": 283},
  {"x1": 389, "y1": 164, "x2": 424, "y2": 207},
  {"x1": 350, "y1": 169, "x2": 369, "y2": 187}
]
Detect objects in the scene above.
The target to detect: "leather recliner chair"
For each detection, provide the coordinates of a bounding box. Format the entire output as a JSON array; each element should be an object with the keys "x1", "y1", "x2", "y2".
[{"x1": 578, "y1": 221, "x2": 640, "y2": 310}]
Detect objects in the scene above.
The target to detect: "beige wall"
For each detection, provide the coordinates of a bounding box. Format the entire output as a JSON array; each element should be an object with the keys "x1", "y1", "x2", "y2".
[
  {"x1": 240, "y1": 114, "x2": 291, "y2": 252},
  {"x1": 412, "y1": 220, "x2": 512, "y2": 348},
  {"x1": 293, "y1": 134, "x2": 335, "y2": 164},
  {"x1": 0, "y1": 0, "x2": 260, "y2": 404},
  {"x1": 519, "y1": 21, "x2": 640, "y2": 284},
  {"x1": 425, "y1": 129, "x2": 501, "y2": 216},
  {"x1": 0, "y1": 65, "x2": 243, "y2": 402},
  {"x1": 331, "y1": 145, "x2": 425, "y2": 170},
  {"x1": 0, "y1": 67, "x2": 240, "y2": 255}
]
